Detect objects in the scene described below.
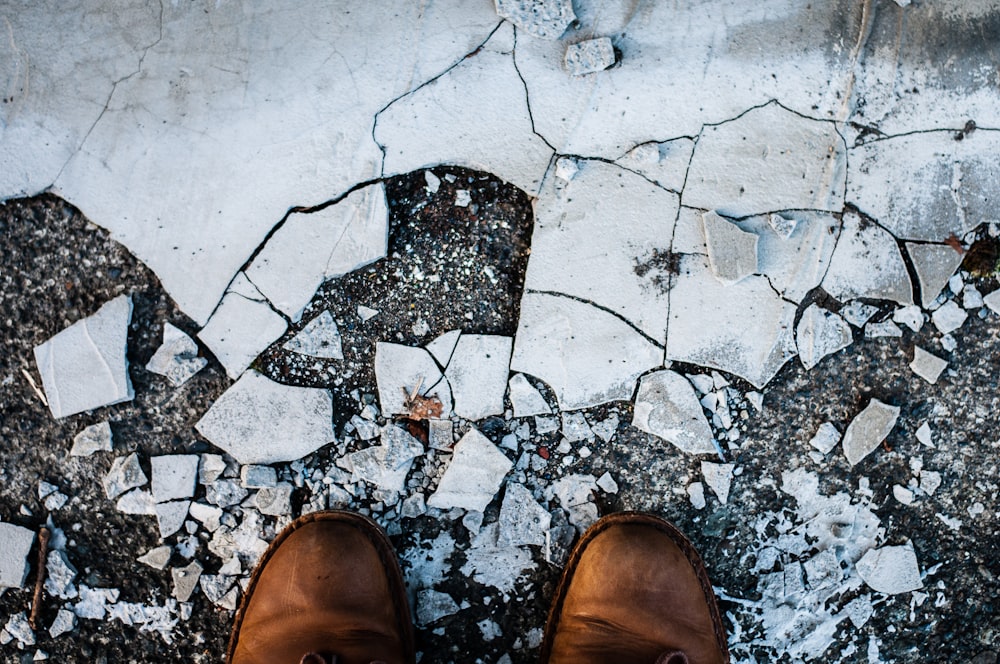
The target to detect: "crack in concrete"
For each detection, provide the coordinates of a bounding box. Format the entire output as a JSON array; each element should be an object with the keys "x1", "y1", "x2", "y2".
[
  {"x1": 510, "y1": 27, "x2": 557, "y2": 154},
  {"x1": 525, "y1": 288, "x2": 665, "y2": 350}
]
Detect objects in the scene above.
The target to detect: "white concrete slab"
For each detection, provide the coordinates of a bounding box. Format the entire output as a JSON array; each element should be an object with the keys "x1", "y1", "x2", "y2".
[
  {"x1": 282, "y1": 311, "x2": 344, "y2": 360},
  {"x1": 375, "y1": 342, "x2": 454, "y2": 418},
  {"x1": 822, "y1": 211, "x2": 913, "y2": 306},
  {"x1": 632, "y1": 370, "x2": 717, "y2": 455},
  {"x1": 796, "y1": 305, "x2": 853, "y2": 371},
  {"x1": 427, "y1": 428, "x2": 512, "y2": 512},
  {"x1": 507, "y1": 373, "x2": 551, "y2": 418},
  {"x1": 150, "y1": 455, "x2": 199, "y2": 503},
  {"x1": 444, "y1": 335, "x2": 512, "y2": 421},
  {"x1": 842, "y1": 399, "x2": 901, "y2": 467},
  {"x1": 906, "y1": 244, "x2": 965, "y2": 308},
  {"x1": 0, "y1": 523, "x2": 35, "y2": 590}
]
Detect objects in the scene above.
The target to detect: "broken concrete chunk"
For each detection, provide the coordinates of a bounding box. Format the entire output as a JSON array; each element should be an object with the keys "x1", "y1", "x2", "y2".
[
  {"x1": 48, "y1": 609, "x2": 76, "y2": 639},
  {"x1": 70, "y1": 421, "x2": 113, "y2": 457},
  {"x1": 401, "y1": 493, "x2": 427, "y2": 519},
  {"x1": 796, "y1": 305, "x2": 853, "y2": 370},
  {"x1": 199, "y1": 574, "x2": 236, "y2": 609},
  {"x1": 564, "y1": 38, "x2": 616, "y2": 75},
  {"x1": 425, "y1": 330, "x2": 461, "y2": 367},
  {"x1": 808, "y1": 422, "x2": 841, "y2": 455},
  {"x1": 840, "y1": 302, "x2": 879, "y2": 328},
  {"x1": 498, "y1": 483, "x2": 551, "y2": 548},
  {"x1": 171, "y1": 561, "x2": 203, "y2": 602},
  {"x1": 205, "y1": 480, "x2": 249, "y2": 508},
  {"x1": 561, "y1": 412, "x2": 592, "y2": 443},
  {"x1": 632, "y1": 370, "x2": 717, "y2": 455},
  {"x1": 348, "y1": 426, "x2": 424, "y2": 495},
  {"x1": 115, "y1": 489, "x2": 156, "y2": 516},
  {"x1": 920, "y1": 470, "x2": 942, "y2": 495},
  {"x1": 146, "y1": 323, "x2": 207, "y2": 387},
  {"x1": 427, "y1": 419, "x2": 454, "y2": 451},
  {"x1": 962, "y1": 286, "x2": 984, "y2": 309},
  {"x1": 910, "y1": 346, "x2": 948, "y2": 384},
  {"x1": 842, "y1": 399, "x2": 901, "y2": 466},
  {"x1": 984, "y1": 289, "x2": 1000, "y2": 315},
  {"x1": 893, "y1": 305, "x2": 924, "y2": 332},
  {"x1": 702, "y1": 211, "x2": 759, "y2": 286},
  {"x1": 701, "y1": 462, "x2": 735, "y2": 505},
  {"x1": 255, "y1": 483, "x2": 293, "y2": 516},
  {"x1": 768, "y1": 213, "x2": 798, "y2": 240},
  {"x1": 892, "y1": 485, "x2": 915, "y2": 505},
  {"x1": 155, "y1": 501, "x2": 191, "y2": 539},
  {"x1": 358, "y1": 306, "x2": 379, "y2": 322},
  {"x1": 3, "y1": 612, "x2": 35, "y2": 647},
  {"x1": 197, "y1": 281, "x2": 288, "y2": 380},
  {"x1": 189, "y1": 503, "x2": 224, "y2": 532},
  {"x1": 822, "y1": 211, "x2": 913, "y2": 306},
  {"x1": 375, "y1": 342, "x2": 454, "y2": 418},
  {"x1": 494, "y1": 0, "x2": 575, "y2": 39},
  {"x1": 865, "y1": 320, "x2": 902, "y2": 339},
  {"x1": 33, "y1": 294, "x2": 134, "y2": 419},
  {"x1": 444, "y1": 335, "x2": 512, "y2": 421},
  {"x1": 151, "y1": 455, "x2": 199, "y2": 503},
  {"x1": 427, "y1": 428, "x2": 512, "y2": 512},
  {"x1": 547, "y1": 475, "x2": 599, "y2": 532},
  {"x1": 931, "y1": 300, "x2": 967, "y2": 335},
  {"x1": 416, "y1": 589, "x2": 460, "y2": 627},
  {"x1": 137, "y1": 546, "x2": 172, "y2": 570},
  {"x1": 856, "y1": 543, "x2": 922, "y2": 595},
  {"x1": 507, "y1": 373, "x2": 551, "y2": 418},
  {"x1": 103, "y1": 453, "x2": 148, "y2": 500},
  {"x1": 199, "y1": 454, "x2": 226, "y2": 485},
  {"x1": 195, "y1": 370, "x2": 335, "y2": 465},
  {"x1": 906, "y1": 243, "x2": 965, "y2": 308},
  {"x1": 595, "y1": 472, "x2": 619, "y2": 494},
  {"x1": 240, "y1": 465, "x2": 277, "y2": 489},
  {"x1": 282, "y1": 311, "x2": 344, "y2": 360},
  {"x1": 0, "y1": 523, "x2": 35, "y2": 590},
  {"x1": 688, "y1": 482, "x2": 706, "y2": 510},
  {"x1": 424, "y1": 170, "x2": 441, "y2": 194}
]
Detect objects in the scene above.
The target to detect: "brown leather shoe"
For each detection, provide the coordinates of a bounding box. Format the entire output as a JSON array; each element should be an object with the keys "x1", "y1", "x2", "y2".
[
  {"x1": 541, "y1": 512, "x2": 729, "y2": 664},
  {"x1": 227, "y1": 510, "x2": 415, "y2": 664}
]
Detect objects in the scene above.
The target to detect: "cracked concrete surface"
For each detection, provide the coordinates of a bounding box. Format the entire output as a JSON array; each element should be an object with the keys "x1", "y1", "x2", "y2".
[{"x1": 2, "y1": 1, "x2": 1000, "y2": 662}]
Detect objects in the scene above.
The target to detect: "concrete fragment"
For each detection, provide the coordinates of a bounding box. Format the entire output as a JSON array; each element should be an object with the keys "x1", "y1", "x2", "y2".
[
  {"x1": 401, "y1": 493, "x2": 427, "y2": 519},
  {"x1": 48, "y1": 610, "x2": 76, "y2": 639},
  {"x1": 702, "y1": 211, "x2": 758, "y2": 286},
  {"x1": 103, "y1": 453, "x2": 148, "y2": 500},
  {"x1": 632, "y1": 370, "x2": 717, "y2": 455},
  {"x1": 614, "y1": 138, "x2": 694, "y2": 193},
  {"x1": 240, "y1": 465, "x2": 277, "y2": 489},
  {"x1": 701, "y1": 462, "x2": 735, "y2": 505},
  {"x1": 865, "y1": 320, "x2": 902, "y2": 339},
  {"x1": 768, "y1": 213, "x2": 798, "y2": 239},
  {"x1": 282, "y1": 311, "x2": 344, "y2": 360},
  {"x1": 155, "y1": 501, "x2": 191, "y2": 539},
  {"x1": 856, "y1": 543, "x2": 922, "y2": 595},
  {"x1": 915, "y1": 422, "x2": 934, "y2": 448},
  {"x1": 808, "y1": 422, "x2": 841, "y2": 455},
  {"x1": 151, "y1": 455, "x2": 199, "y2": 503},
  {"x1": 494, "y1": 0, "x2": 575, "y2": 39},
  {"x1": 205, "y1": 480, "x2": 249, "y2": 508},
  {"x1": 498, "y1": 483, "x2": 551, "y2": 548},
  {"x1": 255, "y1": 484, "x2": 293, "y2": 516},
  {"x1": 197, "y1": 278, "x2": 288, "y2": 380},
  {"x1": 188, "y1": 503, "x2": 224, "y2": 532},
  {"x1": 199, "y1": 454, "x2": 227, "y2": 485},
  {"x1": 984, "y1": 289, "x2": 1000, "y2": 315},
  {"x1": 842, "y1": 399, "x2": 901, "y2": 466},
  {"x1": 910, "y1": 347, "x2": 948, "y2": 384},
  {"x1": 44, "y1": 550, "x2": 77, "y2": 599},
  {"x1": 416, "y1": 589, "x2": 460, "y2": 627},
  {"x1": 511, "y1": 293, "x2": 663, "y2": 410},
  {"x1": 425, "y1": 330, "x2": 461, "y2": 367},
  {"x1": 796, "y1": 305, "x2": 852, "y2": 370},
  {"x1": 0, "y1": 523, "x2": 34, "y2": 591},
  {"x1": 840, "y1": 302, "x2": 879, "y2": 328},
  {"x1": 454, "y1": 190, "x2": 472, "y2": 207},
  {"x1": 427, "y1": 419, "x2": 454, "y2": 451},
  {"x1": 357, "y1": 306, "x2": 380, "y2": 322},
  {"x1": 907, "y1": 244, "x2": 964, "y2": 308},
  {"x1": 893, "y1": 305, "x2": 924, "y2": 332},
  {"x1": 920, "y1": 471, "x2": 942, "y2": 495},
  {"x1": 247, "y1": 185, "x2": 388, "y2": 321},
  {"x1": 32, "y1": 295, "x2": 134, "y2": 419},
  {"x1": 687, "y1": 482, "x2": 706, "y2": 510},
  {"x1": 375, "y1": 343, "x2": 454, "y2": 417},
  {"x1": 195, "y1": 370, "x2": 335, "y2": 465},
  {"x1": 564, "y1": 38, "x2": 615, "y2": 76},
  {"x1": 595, "y1": 472, "x2": 619, "y2": 494},
  {"x1": 348, "y1": 426, "x2": 424, "y2": 495},
  {"x1": 507, "y1": 374, "x2": 550, "y2": 418},
  {"x1": 444, "y1": 335, "x2": 512, "y2": 421},
  {"x1": 548, "y1": 475, "x2": 599, "y2": 531},
  {"x1": 561, "y1": 413, "x2": 592, "y2": 443},
  {"x1": 962, "y1": 286, "x2": 983, "y2": 309},
  {"x1": 115, "y1": 489, "x2": 156, "y2": 515},
  {"x1": 171, "y1": 561, "x2": 203, "y2": 602},
  {"x1": 137, "y1": 546, "x2": 172, "y2": 570},
  {"x1": 424, "y1": 171, "x2": 441, "y2": 194},
  {"x1": 70, "y1": 422, "x2": 113, "y2": 457},
  {"x1": 427, "y1": 429, "x2": 512, "y2": 512},
  {"x1": 199, "y1": 575, "x2": 236, "y2": 609},
  {"x1": 893, "y1": 485, "x2": 915, "y2": 505},
  {"x1": 822, "y1": 211, "x2": 913, "y2": 306},
  {"x1": 3, "y1": 612, "x2": 34, "y2": 647},
  {"x1": 931, "y1": 300, "x2": 967, "y2": 335},
  {"x1": 146, "y1": 323, "x2": 207, "y2": 387}
]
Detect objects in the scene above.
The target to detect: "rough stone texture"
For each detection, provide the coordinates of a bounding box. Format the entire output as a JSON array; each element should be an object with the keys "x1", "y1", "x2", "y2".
[
  {"x1": 497, "y1": 483, "x2": 550, "y2": 548},
  {"x1": 427, "y1": 429, "x2": 512, "y2": 512},
  {"x1": 842, "y1": 399, "x2": 902, "y2": 467},
  {"x1": 444, "y1": 335, "x2": 512, "y2": 421},
  {"x1": 102, "y1": 453, "x2": 148, "y2": 500},
  {"x1": 702, "y1": 211, "x2": 758, "y2": 286},
  {"x1": 796, "y1": 305, "x2": 853, "y2": 371},
  {"x1": 70, "y1": 422, "x2": 113, "y2": 457},
  {"x1": 907, "y1": 244, "x2": 966, "y2": 308},
  {"x1": 563, "y1": 38, "x2": 615, "y2": 75},
  {"x1": 494, "y1": 0, "x2": 575, "y2": 39},
  {"x1": 856, "y1": 543, "x2": 923, "y2": 595},
  {"x1": 195, "y1": 371, "x2": 335, "y2": 464},
  {"x1": 632, "y1": 370, "x2": 717, "y2": 455},
  {"x1": 33, "y1": 294, "x2": 134, "y2": 419},
  {"x1": 150, "y1": 455, "x2": 199, "y2": 503},
  {"x1": 146, "y1": 322, "x2": 207, "y2": 387},
  {"x1": 0, "y1": 523, "x2": 34, "y2": 590}
]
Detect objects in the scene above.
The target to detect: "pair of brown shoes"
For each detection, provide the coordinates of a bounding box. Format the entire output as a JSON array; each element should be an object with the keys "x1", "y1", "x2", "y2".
[{"x1": 227, "y1": 510, "x2": 729, "y2": 664}]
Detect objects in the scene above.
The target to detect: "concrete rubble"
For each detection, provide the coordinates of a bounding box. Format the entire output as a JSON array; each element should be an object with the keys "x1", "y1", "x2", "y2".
[
  {"x1": 347, "y1": 426, "x2": 424, "y2": 495},
  {"x1": 497, "y1": 483, "x2": 550, "y2": 548},
  {"x1": 856, "y1": 543, "x2": 923, "y2": 595},
  {"x1": 151, "y1": 456, "x2": 199, "y2": 503},
  {"x1": 282, "y1": 311, "x2": 344, "y2": 360},
  {"x1": 32, "y1": 294, "x2": 134, "y2": 419},
  {"x1": 0, "y1": 523, "x2": 35, "y2": 590},
  {"x1": 842, "y1": 399, "x2": 901, "y2": 467},
  {"x1": 701, "y1": 462, "x2": 734, "y2": 505},
  {"x1": 907, "y1": 244, "x2": 965, "y2": 308},
  {"x1": 702, "y1": 211, "x2": 758, "y2": 286},
  {"x1": 70, "y1": 421, "x2": 113, "y2": 457},
  {"x1": 632, "y1": 370, "x2": 718, "y2": 455},
  {"x1": 563, "y1": 38, "x2": 615, "y2": 76},
  {"x1": 428, "y1": 429, "x2": 512, "y2": 512},
  {"x1": 146, "y1": 323, "x2": 207, "y2": 387},
  {"x1": 909, "y1": 346, "x2": 948, "y2": 384},
  {"x1": 103, "y1": 453, "x2": 148, "y2": 500},
  {"x1": 796, "y1": 305, "x2": 853, "y2": 371},
  {"x1": 493, "y1": 0, "x2": 575, "y2": 40},
  {"x1": 444, "y1": 335, "x2": 512, "y2": 421},
  {"x1": 507, "y1": 374, "x2": 551, "y2": 418},
  {"x1": 374, "y1": 343, "x2": 454, "y2": 418}
]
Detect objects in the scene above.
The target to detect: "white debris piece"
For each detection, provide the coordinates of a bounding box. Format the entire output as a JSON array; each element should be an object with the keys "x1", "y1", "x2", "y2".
[
  {"x1": 701, "y1": 462, "x2": 735, "y2": 505},
  {"x1": 840, "y1": 301, "x2": 879, "y2": 328},
  {"x1": 564, "y1": 38, "x2": 616, "y2": 76},
  {"x1": 843, "y1": 595, "x2": 874, "y2": 629},
  {"x1": 358, "y1": 306, "x2": 380, "y2": 322},
  {"x1": 906, "y1": 244, "x2": 964, "y2": 308},
  {"x1": 687, "y1": 482, "x2": 706, "y2": 510},
  {"x1": 0, "y1": 523, "x2": 34, "y2": 591},
  {"x1": 200, "y1": 575, "x2": 237, "y2": 610},
  {"x1": 44, "y1": 550, "x2": 77, "y2": 599},
  {"x1": 461, "y1": 523, "x2": 535, "y2": 598},
  {"x1": 256, "y1": 484, "x2": 294, "y2": 516},
  {"x1": 375, "y1": 342, "x2": 454, "y2": 417},
  {"x1": 842, "y1": 399, "x2": 901, "y2": 466},
  {"x1": 138, "y1": 546, "x2": 172, "y2": 570},
  {"x1": 893, "y1": 305, "x2": 924, "y2": 332},
  {"x1": 548, "y1": 475, "x2": 599, "y2": 531},
  {"x1": 910, "y1": 346, "x2": 948, "y2": 384},
  {"x1": 427, "y1": 419, "x2": 454, "y2": 451},
  {"x1": 72, "y1": 586, "x2": 120, "y2": 620},
  {"x1": 151, "y1": 455, "x2": 199, "y2": 503},
  {"x1": 931, "y1": 300, "x2": 967, "y2": 335},
  {"x1": 425, "y1": 330, "x2": 461, "y2": 367},
  {"x1": 963, "y1": 285, "x2": 984, "y2": 309},
  {"x1": 796, "y1": 305, "x2": 852, "y2": 370},
  {"x1": 444, "y1": 335, "x2": 512, "y2": 421},
  {"x1": 494, "y1": 0, "x2": 576, "y2": 39},
  {"x1": 984, "y1": 289, "x2": 1000, "y2": 315},
  {"x1": 808, "y1": 422, "x2": 841, "y2": 455},
  {"x1": 561, "y1": 412, "x2": 592, "y2": 442},
  {"x1": 920, "y1": 471, "x2": 942, "y2": 496},
  {"x1": 856, "y1": 543, "x2": 923, "y2": 595},
  {"x1": 507, "y1": 373, "x2": 550, "y2": 417},
  {"x1": 171, "y1": 561, "x2": 203, "y2": 602},
  {"x1": 864, "y1": 320, "x2": 903, "y2": 339},
  {"x1": 240, "y1": 465, "x2": 277, "y2": 489},
  {"x1": 116, "y1": 489, "x2": 155, "y2": 515},
  {"x1": 146, "y1": 323, "x2": 207, "y2": 387},
  {"x1": 401, "y1": 493, "x2": 427, "y2": 519},
  {"x1": 48, "y1": 609, "x2": 76, "y2": 639},
  {"x1": 424, "y1": 170, "x2": 441, "y2": 194},
  {"x1": 156, "y1": 501, "x2": 191, "y2": 539},
  {"x1": 199, "y1": 454, "x2": 227, "y2": 485},
  {"x1": 189, "y1": 503, "x2": 224, "y2": 532},
  {"x1": 632, "y1": 370, "x2": 717, "y2": 455},
  {"x1": 195, "y1": 370, "x2": 335, "y2": 465},
  {"x1": 416, "y1": 589, "x2": 460, "y2": 627},
  {"x1": 205, "y1": 480, "x2": 249, "y2": 508},
  {"x1": 103, "y1": 453, "x2": 148, "y2": 500},
  {"x1": 596, "y1": 472, "x2": 619, "y2": 494},
  {"x1": 893, "y1": 485, "x2": 915, "y2": 505},
  {"x1": 282, "y1": 311, "x2": 344, "y2": 360},
  {"x1": 498, "y1": 483, "x2": 551, "y2": 547},
  {"x1": 702, "y1": 211, "x2": 759, "y2": 286},
  {"x1": 32, "y1": 294, "x2": 134, "y2": 419},
  {"x1": 348, "y1": 426, "x2": 424, "y2": 495},
  {"x1": 3, "y1": 612, "x2": 34, "y2": 647},
  {"x1": 454, "y1": 189, "x2": 472, "y2": 207},
  {"x1": 822, "y1": 211, "x2": 913, "y2": 306},
  {"x1": 768, "y1": 213, "x2": 798, "y2": 239},
  {"x1": 428, "y1": 429, "x2": 512, "y2": 512},
  {"x1": 197, "y1": 278, "x2": 287, "y2": 380},
  {"x1": 70, "y1": 421, "x2": 113, "y2": 457},
  {"x1": 915, "y1": 422, "x2": 934, "y2": 448}
]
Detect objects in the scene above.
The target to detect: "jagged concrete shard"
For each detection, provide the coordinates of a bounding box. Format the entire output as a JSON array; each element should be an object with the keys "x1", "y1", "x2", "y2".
[
  {"x1": 33, "y1": 294, "x2": 134, "y2": 419},
  {"x1": 855, "y1": 543, "x2": 923, "y2": 595},
  {"x1": 507, "y1": 373, "x2": 551, "y2": 418},
  {"x1": 0, "y1": 2, "x2": 499, "y2": 325},
  {"x1": 822, "y1": 211, "x2": 914, "y2": 306},
  {"x1": 195, "y1": 370, "x2": 335, "y2": 465},
  {"x1": 494, "y1": 0, "x2": 575, "y2": 40},
  {"x1": 283, "y1": 311, "x2": 344, "y2": 360},
  {"x1": 524, "y1": 159, "x2": 677, "y2": 341},
  {"x1": 702, "y1": 211, "x2": 758, "y2": 286},
  {"x1": 614, "y1": 138, "x2": 694, "y2": 193},
  {"x1": 444, "y1": 335, "x2": 513, "y2": 421},
  {"x1": 377, "y1": 25, "x2": 553, "y2": 197},
  {"x1": 146, "y1": 323, "x2": 207, "y2": 387},
  {"x1": 375, "y1": 343, "x2": 454, "y2": 418},
  {"x1": 427, "y1": 428, "x2": 512, "y2": 512},
  {"x1": 796, "y1": 305, "x2": 853, "y2": 371},
  {"x1": 632, "y1": 370, "x2": 716, "y2": 455},
  {"x1": 564, "y1": 38, "x2": 616, "y2": 76},
  {"x1": 514, "y1": 2, "x2": 864, "y2": 159},
  {"x1": 685, "y1": 104, "x2": 847, "y2": 217},
  {"x1": 848, "y1": 131, "x2": 1000, "y2": 242},
  {"x1": 0, "y1": 523, "x2": 35, "y2": 590},
  {"x1": 666, "y1": 255, "x2": 797, "y2": 389},
  {"x1": 511, "y1": 293, "x2": 663, "y2": 411},
  {"x1": 246, "y1": 184, "x2": 388, "y2": 322},
  {"x1": 906, "y1": 243, "x2": 965, "y2": 308},
  {"x1": 842, "y1": 399, "x2": 901, "y2": 467}
]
